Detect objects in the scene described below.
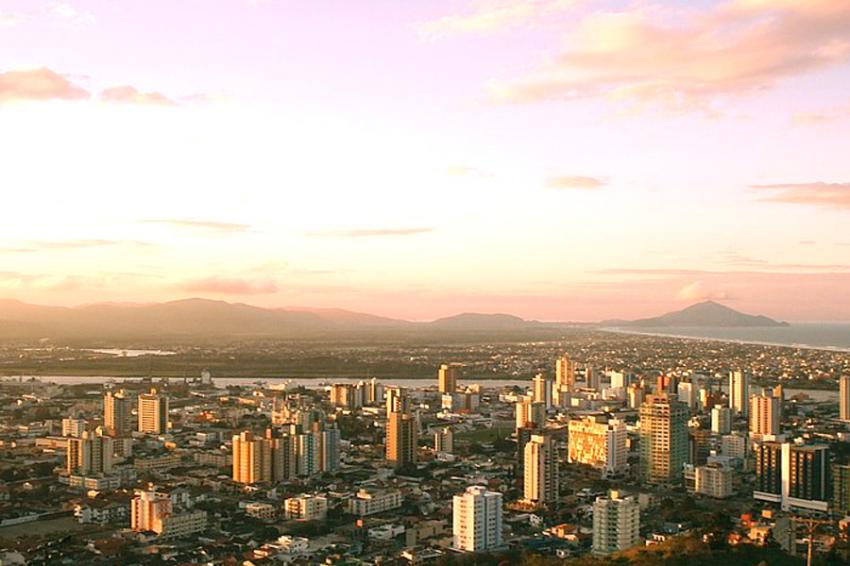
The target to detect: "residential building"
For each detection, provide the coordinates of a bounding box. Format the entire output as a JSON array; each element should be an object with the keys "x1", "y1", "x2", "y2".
[
  {"x1": 639, "y1": 394, "x2": 688, "y2": 485},
  {"x1": 729, "y1": 370, "x2": 749, "y2": 417},
  {"x1": 67, "y1": 429, "x2": 113, "y2": 475},
  {"x1": 711, "y1": 405, "x2": 732, "y2": 435},
  {"x1": 750, "y1": 390, "x2": 782, "y2": 437},
  {"x1": 137, "y1": 389, "x2": 168, "y2": 434},
  {"x1": 104, "y1": 390, "x2": 130, "y2": 435},
  {"x1": 592, "y1": 490, "x2": 640, "y2": 556},
  {"x1": 438, "y1": 363, "x2": 461, "y2": 394},
  {"x1": 434, "y1": 426, "x2": 453, "y2": 453},
  {"x1": 348, "y1": 488, "x2": 402, "y2": 516},
  {"x1": 567, "y1": 416, "x2": 627, "y2": 477},
  {"x1": 524, "y1": 433, "x2": 558, "y2": 505},
  {"x1": 284, "y1": 494, "x2": 328, "y2": 520},
  {"x1": 452, "y1": 486, "x2": 503, "y2": 552}
]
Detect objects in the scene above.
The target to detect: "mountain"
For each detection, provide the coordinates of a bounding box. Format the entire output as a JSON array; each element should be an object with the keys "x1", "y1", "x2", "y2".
[
  {"x1": 429, "y1": 312, "x2": 537, "y2": 330},
  {"x1": 0, "y1": 299, "x2": 554, "y2": 342},
  {"x1": 618, "y1": 301, "x2": 787, "y2": 328}
]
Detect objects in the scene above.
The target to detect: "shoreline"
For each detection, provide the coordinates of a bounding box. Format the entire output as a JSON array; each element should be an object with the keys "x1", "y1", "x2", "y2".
[{"x1": 599, "y1": 327, "x2": 850, "y2": 354}]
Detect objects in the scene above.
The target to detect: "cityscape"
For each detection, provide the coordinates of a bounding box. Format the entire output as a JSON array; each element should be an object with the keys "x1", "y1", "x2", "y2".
[
  {"x1": 0, "y1": 327, "x2": 848, "y2": 565},
  {"x1": 2, "y1": 0, "x2": 850, "y2": 565}
]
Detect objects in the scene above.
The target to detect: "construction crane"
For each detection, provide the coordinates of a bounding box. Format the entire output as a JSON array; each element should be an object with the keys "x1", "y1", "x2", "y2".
[{"x1": 791, "y1": 515, "x2": 833, "y2": 566}]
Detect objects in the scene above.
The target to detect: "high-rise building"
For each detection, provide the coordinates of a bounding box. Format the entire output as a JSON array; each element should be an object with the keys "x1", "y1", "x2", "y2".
[
  {"x1": 131, "y1": 489, "x2": 171, "y2": 532},
  {"x1": 754, "y1": 442, "x2": 830, "y2": 512},
  {"x1": 711, "y1": 405, "x2": 732, "y2": 434},
  {"x1": 453, "y1": 486, "x2": 503, "y2": 552},
  {"x1": 554, "y1": 355, "x2": 576, "y2": 407},
  {"x1": 330, "y1": 384, "x2": 355, "y2": 408},
  {"x1": 103, "y1": 390, "x2": 130, "y2": 435},
  {"x1": 434, "y1": 426, "x2": 453, "y2": 453},
  {"x1": 387, "y1": 398, "x2": 417, "y2": 469},
  {"x1": 367, "y1": 377, "x2": 384, "y2": 406},
  {"x1": 268, "y1": 429, "x2": 297, "y2": 482},
  {"x1": 524, "y1": 433, "x2": 558, "y2": 505},
  {"x1": 532, "y1": 373, "x2": 553, "y2": 409},
  {"x1": 750, "y1": 390, "x2": 781, "y2": 437},
  {"x1": 721, "y1": 433, "x2": 748, "y2": 461},
  {"x1": 567, "y1": 416, "x2": 627, "y2": 477},
  {"x1": 586, "y1": 366, "x2": 600, "y2": 391},
  {"x1": 832, "y1": 463, "x2": 850, "y2": 516},
  {"x1": 66, "y1": 428, "x2": 113, "y2": 475},
  {"x1": 515, "y1": 397, "x2": 546, "y2": 430},
  {"x1": 62, "y1": 417, "x2": 87, "y2": 438},
  {"x1": 639, "y1": 394, "x2": 688, "y2": 485},
  {"x1": 138, "y1": 389, "x2": 168, "y2": 434},
  {"x1": 131, "y1": 488, "x2": 206, "y2": 538},
  {"x1": 840, "y1": 375, "x2": 850, "y2": 422},
  {"x1": 688, "y1": 428, "x2": 714, "y2": 466},
  {"x1": 628, "y1": 384, "x2": 644, "y2": 409},
  {"x1": 694, "y1": 464, "x2": 733, "y2": 498},
  {"x1": 318, "y1": 428, "x2": 340, "y2": 473},
  {"x1": 438, "y1": 363, "x2": 460, "y2": 394},
  {"x1": 592, "y1": 490, "x2": 640, "y2": 556},
  {"x1": 232, "y1": 430, "x2": 272, "y2": 484},
  {"x1": 729, "y1": 370, "x2": 749, "y2": 417},
  {"x1": 677, "y1": 382, "x2": 696, "y2": 410}
]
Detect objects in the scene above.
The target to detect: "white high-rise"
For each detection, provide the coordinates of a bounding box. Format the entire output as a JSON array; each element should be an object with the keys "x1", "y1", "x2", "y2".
[
  {"x1": 749, "y1": 390, "x2": 781, "y2": 437},
  {"x1": 840, "y1": 375, "x2": 850, "y2": 422},
  {"x1": 453, "y1": 486, "x2": 503, "y2": 552},
  {"x1": 711, "y1": 405, "x2": 732, "y2": 434},
  {"x1": 532, "y1": 373, "x2": 553, "y2": 409},
  {"x1": 729, "y1": 370, "x2": 749, "y2": 417},
  {"x1": 592, "y1": 490, "x2": 640, "y2": 555},
  {"x1": 524, "y1": 433, "x2": 558, "y2": 504}
]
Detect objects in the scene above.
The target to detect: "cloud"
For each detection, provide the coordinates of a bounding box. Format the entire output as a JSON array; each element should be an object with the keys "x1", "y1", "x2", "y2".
[
  {"x1": 0, "y1": 67, "x2": 89, "y2": 103},
  {"x1": 140, "y1": 219, "x2": 251, "y2": 233},
  {"x1": 792, "y1": 100, "x2": 850, "y2": 124},
  {"x1": 489, "y1": 0, "x2": 850, "y2": 111},
  {"x1": 32, "y1": 239, "x2": 148, "y2": 250},
  {"x1": 179, "y1": 277, "x2": 278, "y2": 295},
  {"x1": 0, "y1": 9, "x2": 20, "y2": 27},
  {"x1": 677, "y1": 280, "x2": 735, "y2": 301},
  {"x1": 545, "y1": 175, "x2": 606, "y2": 189},
  {"x1": 419, "y1": 0, "x2": 579, "y2": 37},
  {"x1": 47, "y1": 2, "x2": 95, "y2": 28},
  {"x1": 751, "y1": 182, "x2": 850, "y2": 209},
  {"x1": 101, "y1": 86, "x2": 177, "y2": 106},
  {"x1": 306, "y1": 227, "x2": 434, "y2": 238}
]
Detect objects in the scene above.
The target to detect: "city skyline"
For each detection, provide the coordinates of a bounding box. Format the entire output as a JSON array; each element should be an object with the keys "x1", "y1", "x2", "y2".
[{"x1": 2, "y1": 0, "x2": 850, "y2": 321}]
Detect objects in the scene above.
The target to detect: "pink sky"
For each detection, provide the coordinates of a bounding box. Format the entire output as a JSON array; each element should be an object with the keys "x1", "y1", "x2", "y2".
[{"x1": 1, "y1": 0, "x2": 849, "y2": 321}]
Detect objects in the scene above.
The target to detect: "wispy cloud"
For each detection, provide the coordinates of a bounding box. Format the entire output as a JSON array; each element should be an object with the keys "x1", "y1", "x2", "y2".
[
  {"x1": 751, "y1": 182, "x2": 850, "y2": 209},
  {"x1": 101, "y1": 86, "x2": 177, "y2": 107},
  {"x1": 47, "y1": 2, "x2": 95, "y2": 28},
  {"x1": 488, "y1": 0, "x2": 850, "y2": 111},
  {"x1": 419, "y1": 0, "x2": 580, "y2": 37},
  {"x1": 306, "y1": 227, "x2": 434, "y2": 238},
  {"x1": 140, "y1": 219, "x2": 251, "y2": 233},
  {"x1": 677, "y1": 280, "x2": 735, "y2": 301},
  {"x1": 32, "y1": 239, "x2": 149, "y2": 250},
  {"x1": 179, "y1": 277, "x2": 278, "y2": 295},
  {"x1": 545, "y1": 175, "x2": 606, "y2": 189},
  {"x1": 0, "y1": 67, "x2": 89, "y2": 103}
]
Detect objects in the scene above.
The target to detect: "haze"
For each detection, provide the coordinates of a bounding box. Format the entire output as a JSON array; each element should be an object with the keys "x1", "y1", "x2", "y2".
[{"x1": 1, "y1": 0, "x2": 849, "y2": 322}]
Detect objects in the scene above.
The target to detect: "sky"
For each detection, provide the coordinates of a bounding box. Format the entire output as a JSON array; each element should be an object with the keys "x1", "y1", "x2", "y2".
[{"x1": 0, "y1": 0, "x2": 849, "y2": 322}]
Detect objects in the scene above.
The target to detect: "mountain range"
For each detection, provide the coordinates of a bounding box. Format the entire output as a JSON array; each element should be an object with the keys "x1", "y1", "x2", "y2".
[{"x1": 0, "y1": 298, "x2": 785, "y2": 342}]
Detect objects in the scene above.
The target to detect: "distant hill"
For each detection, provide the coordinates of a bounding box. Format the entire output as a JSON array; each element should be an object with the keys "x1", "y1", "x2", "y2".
[
  {"x1": 429, "y1": 312, "x2": 537, "y2": 330},
  {"x1": 615, "y1": 300, "x2": 787, "y2": 328},
  {"x1": 0, "y1": 299, "x2": 550, "y2": 342}
]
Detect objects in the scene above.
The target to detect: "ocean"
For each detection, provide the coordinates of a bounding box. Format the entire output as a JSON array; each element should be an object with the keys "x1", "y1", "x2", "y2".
[{"x1": 603, "y1": 323, "x2": 850, "y2": 352}]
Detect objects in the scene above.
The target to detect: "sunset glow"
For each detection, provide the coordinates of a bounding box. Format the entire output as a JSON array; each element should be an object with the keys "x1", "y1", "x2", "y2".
[{"x1": 2, "y1": 0, "x2": 849, "y2": 321}]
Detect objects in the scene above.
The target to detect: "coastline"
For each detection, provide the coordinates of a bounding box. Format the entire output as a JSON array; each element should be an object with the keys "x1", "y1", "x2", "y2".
[{"x1": 598, "y1": 326, "x2": 850, "y2": 354}]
